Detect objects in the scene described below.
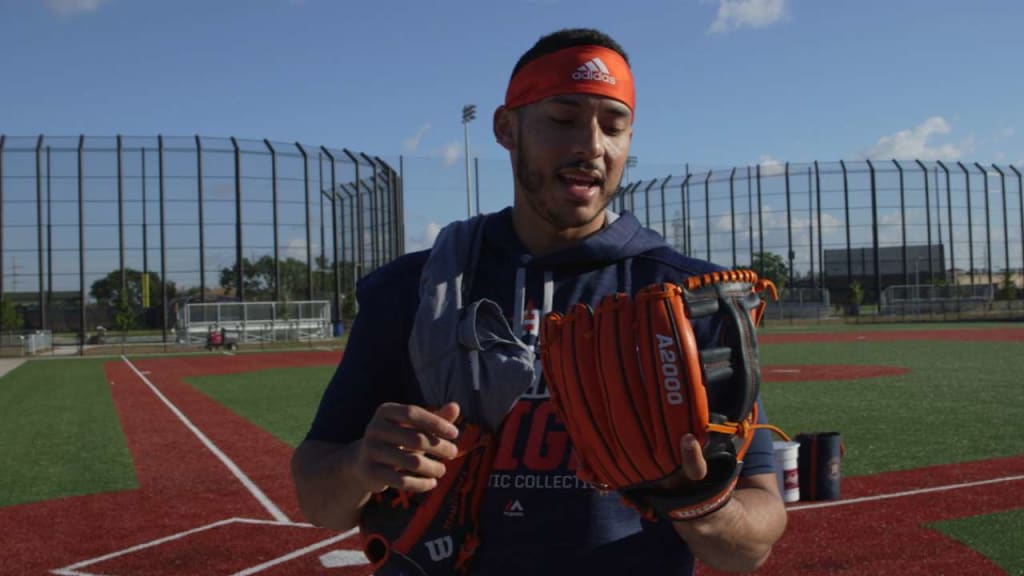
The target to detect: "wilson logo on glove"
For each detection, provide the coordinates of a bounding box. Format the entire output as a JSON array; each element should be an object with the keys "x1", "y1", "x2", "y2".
[{"x1": 540, "y1": 269, "x2": 783, "y2": 522}]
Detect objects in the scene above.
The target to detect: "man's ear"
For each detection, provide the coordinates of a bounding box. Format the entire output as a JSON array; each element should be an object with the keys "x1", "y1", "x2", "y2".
[{"x1": 493, "y1": 106, "x2": 516, "y2": 151}]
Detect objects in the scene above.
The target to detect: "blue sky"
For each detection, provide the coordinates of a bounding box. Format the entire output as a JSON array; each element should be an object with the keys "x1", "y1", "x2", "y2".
[{"x1": 2, "y1": 0, "x2": 1023, "y2": 254}]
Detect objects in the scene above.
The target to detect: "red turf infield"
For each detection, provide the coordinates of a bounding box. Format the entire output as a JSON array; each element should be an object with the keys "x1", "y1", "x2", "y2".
[{"x1": 1, "y1": 340, "x2": 1021, "y2": 575}]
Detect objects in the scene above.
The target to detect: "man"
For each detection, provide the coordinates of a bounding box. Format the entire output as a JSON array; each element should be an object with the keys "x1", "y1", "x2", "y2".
[{"x1": 291, "y1": 28, "x2": 786, "y2": 575}]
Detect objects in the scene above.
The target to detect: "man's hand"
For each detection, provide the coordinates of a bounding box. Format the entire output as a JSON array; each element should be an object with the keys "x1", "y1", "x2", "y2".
[
  {"x1": 671, "y1": 433, "x2": 787, "y2": 572},
  {"x1": 291, "y1": 401, "x2": 462, "y2": 531},
  {"x1": 678, "y1": 434, "x2": 708, "y2": 481},
  {"x1": 353, "y1": 402, "x2": 462, "y2": 495}
]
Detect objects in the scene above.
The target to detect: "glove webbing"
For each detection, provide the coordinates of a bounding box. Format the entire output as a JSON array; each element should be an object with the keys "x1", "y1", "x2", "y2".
[{"x1": 685, "y1": 269, "x2": 778, "y2": 328}]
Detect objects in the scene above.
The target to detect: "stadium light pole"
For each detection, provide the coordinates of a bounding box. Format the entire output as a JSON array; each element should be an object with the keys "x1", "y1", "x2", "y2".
[
  {"x1": 626, "y1": 155, "x2": 638, "y2": 184},
  {"x1": 462, "y1": 104, "x2": 476, "y2": 218}
]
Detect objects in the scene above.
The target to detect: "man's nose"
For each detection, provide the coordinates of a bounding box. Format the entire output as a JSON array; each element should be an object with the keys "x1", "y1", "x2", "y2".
[{"x1": 571, "y1": 117, "x2": 605, "y2": 160}]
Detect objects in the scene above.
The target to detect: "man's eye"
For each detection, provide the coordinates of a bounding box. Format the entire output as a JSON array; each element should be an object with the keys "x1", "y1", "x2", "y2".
[{"x1": 549, "y1": 117, "x2": 574, "y2": 126}]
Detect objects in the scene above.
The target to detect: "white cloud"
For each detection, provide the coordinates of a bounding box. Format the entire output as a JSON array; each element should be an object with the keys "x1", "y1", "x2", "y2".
[
  {"x1": 440, "y1": 142, "x2": 462, "y2": 167},
  {"x1": 708, "y1": 0, "x2": 787, "y2": 34},
  {"x1": 860, "y1": 116, "x2": 973, "y2": 161},
  {"x1": 405, "y1": 221, "x2": 443, "y2": 253},
  {"x1": 424, "y1": 221, "x2": 442, "y2": 245},
  {"x1": 402, "y1": 124, "x2": 431, "y2": 153},
  {"x1": 758, "y1": 154, "x2": 785, "y2": 176},
  {"x1": 43, "y1": 0, "x2": 108, "y2": 17},
  {"x1": 285, "y1": 237, "x2": 309, "y2": 260}
]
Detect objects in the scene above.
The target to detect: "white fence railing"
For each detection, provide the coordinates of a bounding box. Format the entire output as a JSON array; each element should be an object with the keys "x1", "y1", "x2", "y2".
[
  {"x1": 880, "y1": 284, "x2": 995, "y2": 315},
  {"x1": 0, "y1": 331, "x2": 53, "y2": 355},
  {"x1": 175, "y1": 301, "x2": 333, "y2": 346}
]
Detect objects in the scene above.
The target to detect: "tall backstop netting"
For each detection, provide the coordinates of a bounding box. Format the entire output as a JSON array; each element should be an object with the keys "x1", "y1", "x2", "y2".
[
  {"x1": 0, "y1": 134, "x2": 403, "y2": 353},
  {"x1": 618, "y1": 160, "x2": 1023, "y2": 318}
]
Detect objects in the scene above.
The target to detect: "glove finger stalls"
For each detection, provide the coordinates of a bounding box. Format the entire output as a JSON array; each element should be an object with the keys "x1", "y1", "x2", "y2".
[
  {"x1": 635, "y1": 285, "x2": 680, "y2": 474},
  {"x1": 565, "y1": 303, "x2": 631, "y2": 488},
  {"x1": 595, "y1": 294, "x2": 664, "y2": 482},
  {"x1": 543, "y1": 311, "x2": 603, "y2": 486},
  {"x1": 540, "y1": 312, "x2": 570, "y2": 423},
  {"x1": 636, "y1": 284, "x2": 709, "y2": 473}
]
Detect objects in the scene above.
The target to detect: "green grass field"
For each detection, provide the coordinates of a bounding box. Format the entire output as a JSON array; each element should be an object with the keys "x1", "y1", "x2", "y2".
[
  {"x1": 931, "y1": 509, "x2": 1024, "y2": 576},
  {"x1": 1, "y1": 323, "x2": 1021, "y2": 573},
  {"x1": 0, "y1": 359, "x2": 136, "y2": 507},
  {"x1": 760, "y1": 339, "x2": 1024, "y2": 476},
  {"x1": 187, "y1": 365, "x2": 337, "y2": 447},
  {"x1": 759, "y1": 320, "x2": 1018, "y2": 333}
]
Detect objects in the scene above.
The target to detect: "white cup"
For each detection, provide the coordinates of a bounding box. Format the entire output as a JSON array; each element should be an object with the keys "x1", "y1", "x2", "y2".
[{"x1": 772, "y1": 441, "x2": 800, "y2": 503}]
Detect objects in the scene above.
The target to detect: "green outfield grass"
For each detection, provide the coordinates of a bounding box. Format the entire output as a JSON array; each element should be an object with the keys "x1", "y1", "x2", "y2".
[
  {"x1": 930, "y1": 509, "x2": 1024, "y2": 575},
  {"x1": 760, "y1": 320, "x2": 1019, "y2": 333},
  {"x1": 186, "y1": 365, "x2": 336, "y2": 447},
  {"x1": 1, "y1": 329, "x2": 1021, "y2": 574},
  {"x1": 0, "y1": 359, "x2": 136, "y2": 507},
  {"x1": 760, "y1": 339, "x2": 1024, "y2": 477}
]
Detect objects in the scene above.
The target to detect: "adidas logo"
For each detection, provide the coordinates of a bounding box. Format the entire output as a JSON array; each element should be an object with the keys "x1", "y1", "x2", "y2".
[
  {"x1": 503, "y1": 499, "x2": 525, "y2": 517},
  {"x1": 572, "y1": 57, "x2": 617, "y2": 85}
]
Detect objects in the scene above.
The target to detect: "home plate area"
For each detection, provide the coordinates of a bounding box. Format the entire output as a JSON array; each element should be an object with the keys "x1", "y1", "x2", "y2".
[{"x1": 53, "y1": 518, "x2": 371, "y2": 576}]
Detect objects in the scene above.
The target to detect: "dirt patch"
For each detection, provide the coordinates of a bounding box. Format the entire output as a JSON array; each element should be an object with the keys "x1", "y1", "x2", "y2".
[{"x1": 764, "y1": 364, "x2": 910, "y2": 382}]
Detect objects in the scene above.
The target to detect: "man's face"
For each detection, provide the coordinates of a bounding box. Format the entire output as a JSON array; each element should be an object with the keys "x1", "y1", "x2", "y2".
[{"x1": 507, "y1": 94, "x2": 633, "y2": 233}]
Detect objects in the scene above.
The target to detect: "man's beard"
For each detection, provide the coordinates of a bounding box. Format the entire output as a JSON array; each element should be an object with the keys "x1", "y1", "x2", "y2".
[{"x1": 515, "y1": 136, "x2": 613, "y2": 230}]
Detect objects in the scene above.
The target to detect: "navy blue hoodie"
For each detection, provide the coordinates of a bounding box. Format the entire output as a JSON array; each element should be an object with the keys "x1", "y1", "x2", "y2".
[{"x1": 307, "y1": 207, "x2": 775, "y2": 576}]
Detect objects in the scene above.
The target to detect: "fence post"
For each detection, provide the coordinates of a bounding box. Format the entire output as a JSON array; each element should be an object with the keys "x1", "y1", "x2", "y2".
[
  {"x1": 264, "y1": 140, "x2": 281, "y2": 303},
  {"x1": 704, "y1": 169, "x2": 713, "y2": 262},
  {"x1": 0, "y1": 135, "x2": 4, "y2": 333},
  {"x1": 158, "y1": 135, "x2": 168, "y2": 344},
  {"x1": 196, "y1": 135, "x2": 206, "y2": 302},
  {"x1": 36, "y1": 135, "x2": 46, "y2": 330},
  {"x1": 840, "y1": 160, "x2": 852, "y2": 286},
  {"x1": 974, "y1": 162, "x2": 994, "y2": 293},
  {"x1": 957, "y1": 162, "x2": 976, "y2": 286},
  {"x1": 991, "y1": 165, "x2": 1010, "y2": 286},
  {"x1": 231, "y1": 137, "x2": 245, "y2": 301},
  {"x1": 815, "y1": 161, "x2": 823, "y2": 290},
  {"x1": 784, "y1": 162, "x2": 793, "y2": 288},
  {"x1": 78, "y1": 136, "x2": 86, "y2": 354},
  {"x1": 937, "y1": 161, "x2": 954, "y2": 285},
  {"x1": 915, "y1": 160, "x2": 934, "y2": 283},
  {"x1": 296, "y1": 143, "x2": 313, "y2": 301},
  {"x1": 729, "y1": 168, "x2": 736, "y2": 267},
  {"x1": 1011, "y1": 165, "x2": 1023, "y2": 284},
  {"x1": 322, "y1": 146, "x2": 342, "y2": 329},
  {"x1": 659, "y1": 175, "x2": 671, "y2": 242}
]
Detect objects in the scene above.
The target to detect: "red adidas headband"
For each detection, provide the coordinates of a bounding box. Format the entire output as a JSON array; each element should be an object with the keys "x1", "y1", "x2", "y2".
[{"x1": 504, "y1": 45, "x2": 635, "y2": 115}]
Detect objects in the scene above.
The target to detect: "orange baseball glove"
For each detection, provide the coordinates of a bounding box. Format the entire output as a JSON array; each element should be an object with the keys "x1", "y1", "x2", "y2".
[{"x1": 540, "y1": 270, "x2": 780, "y2": 521}]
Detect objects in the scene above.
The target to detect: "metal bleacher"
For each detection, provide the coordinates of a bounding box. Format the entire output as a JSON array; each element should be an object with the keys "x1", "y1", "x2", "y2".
[{"x1": 175, "y1": 301, "x2": 332, "y2": 346}]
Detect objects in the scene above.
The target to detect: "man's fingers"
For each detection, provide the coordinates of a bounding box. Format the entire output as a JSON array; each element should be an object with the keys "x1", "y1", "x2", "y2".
[
  {"x1": 365, "y1": 425, "x2": 458, "y2": 460},
  {"x1": 434, "y1": 401, "x2": 460, "y2": 423},
  {"x1": 366, "y1": 463, "x2": 439, "y2": 494},
  {"x1": 366, "y1": 441, "x2": 448, "y2": 479},
  {"x1": 679, "y1": 434, "x2": 708, "y2": 481},
  {"x1": 376, "y1": 403, "x2": 460, "y2": 440}
]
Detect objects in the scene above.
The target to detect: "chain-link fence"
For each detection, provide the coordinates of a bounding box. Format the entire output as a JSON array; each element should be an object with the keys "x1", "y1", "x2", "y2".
[
  {"x1": 617, "y1": 160, "x2": 1023, "y2": 318},
  {"x1": 0, "y1": 134, "x2": 402, "y2": 353}
]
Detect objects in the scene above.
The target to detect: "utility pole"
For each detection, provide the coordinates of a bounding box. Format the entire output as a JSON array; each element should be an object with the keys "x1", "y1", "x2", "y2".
[{"x1": 462, "y1": 105, "x2": 476, "y2": 218}]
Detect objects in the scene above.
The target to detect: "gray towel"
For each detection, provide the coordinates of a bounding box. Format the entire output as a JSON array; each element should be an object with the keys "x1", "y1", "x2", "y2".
[{"x1": 408, "y1": 216, "x2": 535, "y2": 433}]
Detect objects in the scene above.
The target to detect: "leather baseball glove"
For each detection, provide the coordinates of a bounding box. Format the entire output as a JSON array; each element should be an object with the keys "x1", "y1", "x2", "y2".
[{"x1": 540, "y1": 269, "x2": 782, "y2": 521}]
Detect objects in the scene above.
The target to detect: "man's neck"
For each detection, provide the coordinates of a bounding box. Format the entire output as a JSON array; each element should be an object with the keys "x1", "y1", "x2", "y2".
[{"x1": 512, "y1": 209, "x2": 608, "y2": 257}]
